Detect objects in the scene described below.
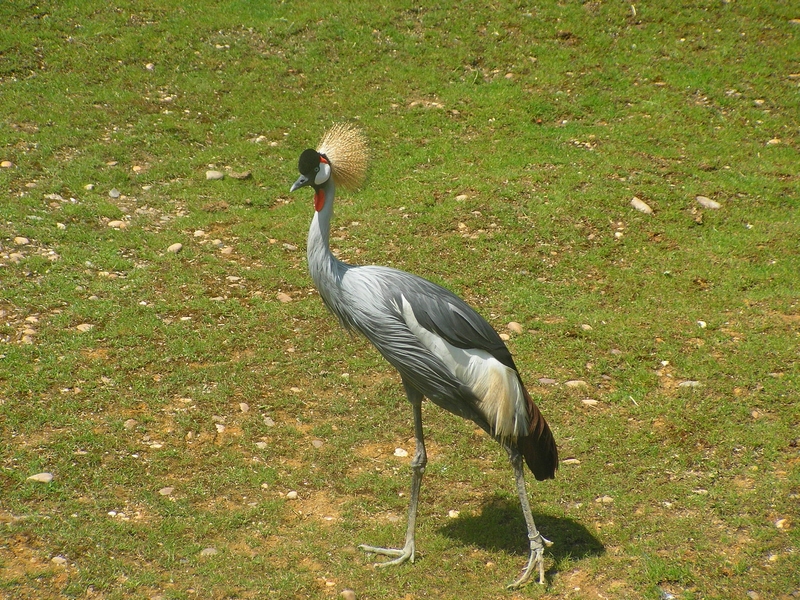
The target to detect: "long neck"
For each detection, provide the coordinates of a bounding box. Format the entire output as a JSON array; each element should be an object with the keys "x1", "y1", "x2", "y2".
[{"x1": 307, "y1": 179, "x2": 344, "y2": 296}]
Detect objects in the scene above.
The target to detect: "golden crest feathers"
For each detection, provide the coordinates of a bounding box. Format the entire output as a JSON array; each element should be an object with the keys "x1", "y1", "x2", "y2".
[{"x1": 317, "y1": 122, "x2": 369, "y2": 191}]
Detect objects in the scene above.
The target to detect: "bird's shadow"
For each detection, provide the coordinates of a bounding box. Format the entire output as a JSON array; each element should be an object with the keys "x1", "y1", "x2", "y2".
[{"x1": 438, "y1": 494, "x2": 603, "y2": 566}]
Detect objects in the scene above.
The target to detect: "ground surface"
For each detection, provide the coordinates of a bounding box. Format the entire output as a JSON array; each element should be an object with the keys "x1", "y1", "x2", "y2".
[{"x1": 1, "y1": 1, "x2": 798, "y2": 599}]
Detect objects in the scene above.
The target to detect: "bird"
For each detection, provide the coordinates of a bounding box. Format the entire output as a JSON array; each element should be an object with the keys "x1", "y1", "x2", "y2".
[{"x1": 289, "y1": 122, "x2": 558, "y2": 588}]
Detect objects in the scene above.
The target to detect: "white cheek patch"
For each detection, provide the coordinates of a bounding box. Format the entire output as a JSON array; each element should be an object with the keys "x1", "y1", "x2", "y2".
[{"x1": 314, "y1": 161, "x2": 331, "y2": 185}]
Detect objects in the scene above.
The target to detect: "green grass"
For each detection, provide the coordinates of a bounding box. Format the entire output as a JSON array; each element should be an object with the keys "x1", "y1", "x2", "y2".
[{"x1": 1, "y1": 1, "x2": 798, "y2": 598}]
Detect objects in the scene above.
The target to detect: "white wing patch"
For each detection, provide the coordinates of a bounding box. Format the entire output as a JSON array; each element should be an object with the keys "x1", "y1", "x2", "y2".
[{"x1": 400, "y1": 295, "x2": 527, "y2": 440}]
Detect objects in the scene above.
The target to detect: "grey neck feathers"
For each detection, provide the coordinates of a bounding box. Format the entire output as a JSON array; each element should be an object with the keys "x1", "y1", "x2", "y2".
[{"x1": 307, "y1": 179, "x2": 346, "y2": 301}]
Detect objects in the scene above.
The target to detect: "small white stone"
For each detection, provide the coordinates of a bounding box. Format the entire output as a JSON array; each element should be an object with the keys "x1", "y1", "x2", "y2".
[
  {"x1": 194, "y1": 230, "x2": 206, "y2": 237},
  {"x1": 57, "y1": 222, "x2": 66, "y2": 230},
  {"x1": 565, "y1": 380, "x2": 588, "y2": 388},
  {"x1": 76, "y1": 323, "x2": 94, "y2": 332},
  {"x1": 678, "y1": 380, "x2": 702, "y2": 388},
  {"x1": 0, "y1": 160, "x2": 13, "y2": 168},
  {"x1": 630, "y1": 196, "x2": 653, "y2": 214},
  {"x1": 27, "y1": 472, "x2": 54, "y2": 483},
  {"x1": 263, "y1": 416, "x2": 275, "y2": 427},
  {"x1": 286, "y1": 490, "x2": 299, "y2": 500},
  {"x1": 167, "y1": 243, "x2": 183, "y2": 254},
  {"x1": 775, "y1": 518, "x2": 788, "y2": 529},
  {"x1": 581, "y1": 398, "x2": 599, "y2": 407},
  {"x1": 215, "y1": 423, "x2": 225, "y2": 433},
  {"x1": 596, "y1": 495, "x2": 614, "y2": 504},
  {"x1": 123, "y1": 419, "x2": 137, "y2": 430},
  {"x1": 499, "y1": 333, "x2": 510, "y2": 341},
  {"x1": 255, "y1": 442, "x2": 268, "y2": 449},
  {"x1": 697, "y1": 320, "x2": 707, "y2": 328},
  {"x1": 312, "y1": 439, "x2": 324, "y2": 448},
  {"x1": 448, "y1": 509, "x2": 460, "y2": 518},
  {"x1": 239, "y1": 402, "x2": 249, "y2": 413},
  {"x1": 206, "y1": 170, "x2": 225, "y2": 180},
  {"x1": 109, "y1": 188, "x2": 121, "y2": 199},
  {"x1": 276, "y1": 292, "x2": 292, "y2": 303},
  {"x1": 562, "y1": 458, "x2": 581, "y2": 465},
  {"x1": 696, "y1": 196, "x2": 721, "y2": 209},
  {"x1": 580, "y1": 323, "x2": 593, "y2": 331},
  {"x1": 158, "y1": 487, "x2": 174, "y2": 496},
  {"x1": 145, "y1": 63, "x2": 155, "y2": 71},
  {"x1": 84, "y1": 184, "x2": 95, "y2": 191},
  {"x1": 51, "y1": 556, "x2": 67, "y2": 565},
  {"x1": 340, "y1": 590, "x2": 357, "y2": 600},
  {"x1": 200, "y1": 547, "x2": 218, "y2": 556},
  {"x1": 14, "y1": 236, "x2": 29, "y2": 245},
  {"x1": 507, "y1": 321, "x2": 523, "y2": 334},
  {"x1": 394, "y1": 447, "x2": 409, "y2": 457},
  {"x1": 538, "y1": 378, "x2": 558, "y2": 385},
  {"x1": 107, "y1": 220, "x2": 126, "y2": 229},
  {"x1": 455, "y1": 194, "x2": 469, "y2": 201}
]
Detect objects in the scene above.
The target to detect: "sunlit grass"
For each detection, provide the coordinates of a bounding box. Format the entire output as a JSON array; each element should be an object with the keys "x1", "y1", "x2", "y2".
[{"x1": 1, "y1": 1, "x2": 798, "y2": 599}]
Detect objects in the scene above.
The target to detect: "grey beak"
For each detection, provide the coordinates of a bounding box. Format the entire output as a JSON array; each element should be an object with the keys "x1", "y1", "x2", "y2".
[{"x1": 290, "y1": 174, "x2": 310, "y2": 192}]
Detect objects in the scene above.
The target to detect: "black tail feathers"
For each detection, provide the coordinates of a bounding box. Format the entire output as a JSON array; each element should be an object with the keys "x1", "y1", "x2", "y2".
[{"x1": 518, "y1": 385, "x2": 558, "y2": 481}]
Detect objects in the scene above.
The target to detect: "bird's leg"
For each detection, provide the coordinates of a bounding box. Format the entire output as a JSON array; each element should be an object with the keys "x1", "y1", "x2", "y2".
[
  {"x1": 359, "y1": 388, "x2": 426, "y2": 567},
  {"x1": 505, "y1": 446, "x2": 553, "y2": 589}
]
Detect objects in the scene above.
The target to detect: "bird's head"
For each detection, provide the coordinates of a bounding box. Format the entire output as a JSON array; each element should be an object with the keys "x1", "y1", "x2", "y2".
[
  {"x1": 290, "y1": 149, "x2": 332, "y2": 212},
  {"x1": 290, "y1": 123, "x2": 369, "y2": 212}
]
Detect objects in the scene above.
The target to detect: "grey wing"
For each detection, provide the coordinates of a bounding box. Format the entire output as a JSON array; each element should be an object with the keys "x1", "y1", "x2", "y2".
[
  {"x1": 386, "y1": 269, "x2": 517, "y2": 371},
  {"x1": 340, "y1": 266, "x2": 514, "y2": 429},
  {"x1": 362, "y1": 312, "x2": 489, "y2": 426}
]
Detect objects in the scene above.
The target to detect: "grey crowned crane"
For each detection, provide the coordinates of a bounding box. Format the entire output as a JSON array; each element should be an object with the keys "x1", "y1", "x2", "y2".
[{"x1": 290, "y1": 123, "x2": 558, "y2": 588}]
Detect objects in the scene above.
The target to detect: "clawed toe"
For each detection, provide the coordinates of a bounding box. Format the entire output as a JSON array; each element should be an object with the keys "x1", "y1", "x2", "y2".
[
  {"x1": 359, "y1": 543, "x2": 415, "y2": 567},
  {"x1": 506, "y1": 534, "x2": 552, "y2": 589}
]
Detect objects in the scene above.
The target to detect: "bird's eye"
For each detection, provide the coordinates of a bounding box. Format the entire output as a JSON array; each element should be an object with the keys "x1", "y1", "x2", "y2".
[{"x1": 314, "y1": 161, "x2": 331, "y2": 185}]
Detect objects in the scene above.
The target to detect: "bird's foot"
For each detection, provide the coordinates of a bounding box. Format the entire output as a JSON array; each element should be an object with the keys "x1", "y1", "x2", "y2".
[
  {"x1": 506, "y1": 534, "x2": 553, "y2": 590},
  {"x1": 358, "y1": 542, "x2": 415, "y2": 567}
]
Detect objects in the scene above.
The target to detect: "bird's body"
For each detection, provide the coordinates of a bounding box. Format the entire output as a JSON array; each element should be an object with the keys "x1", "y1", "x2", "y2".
[{"x1": 292, "y1": 123, "x2": 558, "y2": 588}]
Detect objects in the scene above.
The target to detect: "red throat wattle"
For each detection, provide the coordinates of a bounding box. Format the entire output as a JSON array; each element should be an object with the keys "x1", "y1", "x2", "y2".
[{"x1": 314, "y1": 188, "x2": 325, "y2": 212}]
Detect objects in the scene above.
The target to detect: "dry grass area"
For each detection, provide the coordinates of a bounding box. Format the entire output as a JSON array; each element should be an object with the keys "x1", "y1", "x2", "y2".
[{"x1": 2, "y1": 1, "x2": 799, "y2": 599}]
